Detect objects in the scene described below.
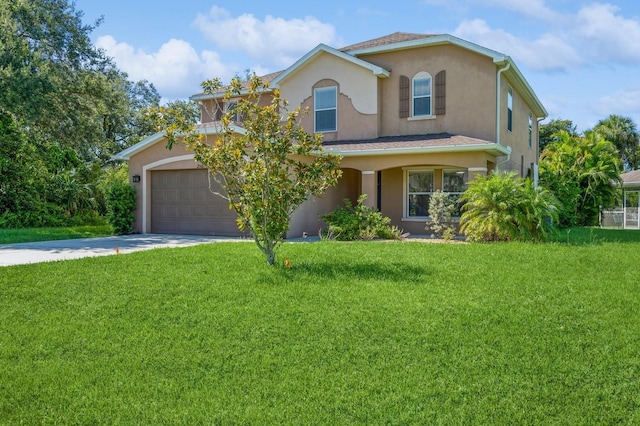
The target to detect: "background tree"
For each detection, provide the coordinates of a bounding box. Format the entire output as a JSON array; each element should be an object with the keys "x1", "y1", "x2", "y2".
[
  {"x1": 539, "y1": 131, "x2": 622, "y2": 226},
  {"x1": 592, "y1": 115, "x2": 640, "y2": 171},
  {"x1": 539, "y1": 118, "x2": 578, "y2": 153},
  {"x1": 154, "y1": 75, "x2": 342, "y2": 265},
  {"x1": 0, "y1": 0, "x2": 164, "y2": 227}
]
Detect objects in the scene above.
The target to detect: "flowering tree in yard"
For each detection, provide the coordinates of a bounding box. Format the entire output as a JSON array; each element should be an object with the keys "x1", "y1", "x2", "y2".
[{"x1": 152, "y1": 75, "x2": 342, "y2": 266}]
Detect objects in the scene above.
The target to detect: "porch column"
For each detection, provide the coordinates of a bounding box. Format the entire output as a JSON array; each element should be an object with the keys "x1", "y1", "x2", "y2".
[{"x1": 361, "y1": 170, "x2": 377, "y2": 208}]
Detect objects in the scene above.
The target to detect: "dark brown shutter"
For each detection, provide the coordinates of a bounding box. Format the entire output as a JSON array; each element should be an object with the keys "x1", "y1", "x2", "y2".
[
  {"x1": 399, "y1": 75, "x2": 410, "y2": 118},
  {"x1": 435, "y1": 70, "x2": 446, "y2": 115}
]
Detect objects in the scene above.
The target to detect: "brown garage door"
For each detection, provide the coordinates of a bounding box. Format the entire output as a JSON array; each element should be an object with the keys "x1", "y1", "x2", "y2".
[{"x1": 151, "y1": 169, "x2": 242, "y2": 236}]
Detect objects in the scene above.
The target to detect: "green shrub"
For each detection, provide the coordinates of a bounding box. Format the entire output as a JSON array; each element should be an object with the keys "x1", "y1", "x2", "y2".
[
  {"x1": 426, "y1": 190, "x2": 457, "y2": 239},
  {"x1": 321, "y1": 194, "x2": 401, "y2": 241},
  {"x1": 0, "y1": 203, "x2": 70, "y2": 229},
  {"x1": 105, "y1": 182, "x2": 136, "y2": 235},
  {"x1": 459, "y1": 171, "x2": 558, "y2": 242}
]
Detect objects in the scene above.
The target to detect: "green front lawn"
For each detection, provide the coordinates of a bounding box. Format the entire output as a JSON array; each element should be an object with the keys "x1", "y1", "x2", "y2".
[
  {"x1": 0, "y1": 225, "x2": 112, "y2": 245},
  {"x1": 1, "y1": 241, "x2": 639, "y2": 423}
]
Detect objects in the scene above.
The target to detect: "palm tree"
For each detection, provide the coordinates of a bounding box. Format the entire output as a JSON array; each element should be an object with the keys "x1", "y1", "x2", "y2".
[
  {"x1": 593, "y1": 115, "x2": 640, "y2": 171},
  {"x1": 459, "y1": 171, "x2": 558, "y2": 242}
]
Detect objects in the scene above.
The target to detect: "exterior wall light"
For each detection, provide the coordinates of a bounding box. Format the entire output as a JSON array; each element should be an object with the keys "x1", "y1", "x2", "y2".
[{"x1": 132, "y1": 175, "x2": 141, "y2": 183}]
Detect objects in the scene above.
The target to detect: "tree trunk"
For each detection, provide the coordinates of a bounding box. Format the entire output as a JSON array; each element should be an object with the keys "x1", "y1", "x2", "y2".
[{"x1": 265, "y1": 248, "x2": 276, "y2": 266}]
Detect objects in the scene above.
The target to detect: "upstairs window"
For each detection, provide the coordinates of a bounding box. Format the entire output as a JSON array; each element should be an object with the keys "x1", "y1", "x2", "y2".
[
  {"x1": 528, "y1": 113, "x2": 533, "y2": 148},
  {"x1": 413, "y1": 72, "x2": 432, "y2": 117},
  {"x1": 314, "y1": 86, "x2": 337, "y2": 132},
  {"x1": 226, "y1": 101, "x2": 238, "y2": 123},
  {"x1": 507, "y1": 87, "x2": 513, "y2": 132}
]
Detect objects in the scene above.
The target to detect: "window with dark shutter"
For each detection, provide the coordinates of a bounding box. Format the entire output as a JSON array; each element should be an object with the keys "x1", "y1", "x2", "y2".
[
  {"x1": 435, "y1": 70, "x2": 446, "y2": 115},
  {"x1": 399, "y1": 75, "x2": 410, "y2": 118}
]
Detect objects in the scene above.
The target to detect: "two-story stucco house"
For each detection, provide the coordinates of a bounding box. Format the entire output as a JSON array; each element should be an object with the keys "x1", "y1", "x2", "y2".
[{"x1": 114, "y1": 32, "x2": 547, "y2": 237}]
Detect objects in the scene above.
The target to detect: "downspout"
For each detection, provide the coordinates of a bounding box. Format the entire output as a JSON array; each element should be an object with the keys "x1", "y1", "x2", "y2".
[
  {"x1": 495, "y1": 61, "x2": 511, "y2": 171},
  {"x1": 496, "y1": 146, "x2": 512, "y2": 170},
  {"x1": 495, "y1": 61, "x2": 510, "y2": 146}
]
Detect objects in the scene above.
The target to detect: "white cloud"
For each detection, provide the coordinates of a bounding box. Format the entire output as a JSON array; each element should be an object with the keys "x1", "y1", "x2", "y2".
[
  {"x1": 433, "y1": 1, "x2": 640, "y2": 69},
  {"x1": 598, "y1": 89, "x2": 640, "y2": 118},
  {"x1": 572, "y1": 3, "x2": 640, "y2": 64},
  {"x1": 96, "y1": 35, "x2": 234, "y2": 99},
  {"x1": 193, "y1": 6, "x2": 339, "y2": 68},
  {"x1": 476, "y1": 0, "x2": 562, "y2": 23},
  {"x1": 453, "y1": 19, "x2": 580, "y2": 71},
  {"x1": 422, "y1": 0, "x2": 562, "y2": 23}
]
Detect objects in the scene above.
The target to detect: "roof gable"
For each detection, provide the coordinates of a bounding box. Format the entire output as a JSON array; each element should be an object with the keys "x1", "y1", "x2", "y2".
[{"x1": 271, "y1": 44, "x2": 390, "y2": 86}]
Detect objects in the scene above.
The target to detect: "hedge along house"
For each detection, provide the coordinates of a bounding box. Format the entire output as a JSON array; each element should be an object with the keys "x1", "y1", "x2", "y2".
[{"x1": 114, "y1": 32, "x2": 547, "y2": 237}]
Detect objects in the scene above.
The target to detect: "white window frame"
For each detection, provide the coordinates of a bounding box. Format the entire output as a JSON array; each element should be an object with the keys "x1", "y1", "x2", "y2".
[
  {"x1": 443, "y1": 169, "x2": 468, "y2": 218},
  {"x1": 314, "y1": 86, "x2": 337, "y2": 133},
  {"x1": 411, "y1": 72, "x2": 433, "y2": 118},
  {"x1": 528, "y1": 113, "x2": 533, "y2": 149},
  {"x1": 507, "y1": 87, "x2": 513, "y2": 132},
  {"x1": 403, "y1": 168, "x2": 434, "y2": 220},
  {"x1": 225, "y1": 100, "x2": 239, "y2": 123}
]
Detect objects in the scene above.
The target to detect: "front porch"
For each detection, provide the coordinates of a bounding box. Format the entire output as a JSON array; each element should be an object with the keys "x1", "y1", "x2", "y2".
[{"x1": 288, "y1": 134, "x2": 508, "y2": 238}]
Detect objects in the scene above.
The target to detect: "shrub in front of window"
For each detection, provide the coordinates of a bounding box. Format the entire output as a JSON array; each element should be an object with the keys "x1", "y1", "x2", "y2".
[
  {"x1": 459, "y1": 171, "x2": 558, "y2": 242},
  {"x1": 321, "y1": 194, "x2": 401, "y2": 241},
  {"x1": 426, "y1": 190, "x2": 456, "y2": 240}
]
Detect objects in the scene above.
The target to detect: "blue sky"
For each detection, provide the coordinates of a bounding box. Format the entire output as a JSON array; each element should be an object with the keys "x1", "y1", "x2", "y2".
[{"x1": 75, "y1": 0, "x2": 640, "y2": 132}]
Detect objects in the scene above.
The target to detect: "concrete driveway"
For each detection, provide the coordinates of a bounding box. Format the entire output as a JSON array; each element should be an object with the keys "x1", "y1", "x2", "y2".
[{"x1": 0, "y1": 234, "x2": 246, "y2": 267}]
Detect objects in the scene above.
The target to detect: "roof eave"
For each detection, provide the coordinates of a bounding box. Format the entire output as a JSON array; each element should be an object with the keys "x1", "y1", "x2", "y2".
[
  {"x1": 112, "y1": 125, "x2": 246, "y2": 161},
  {"x1": 323, "y1": 143, "x2": 510, "y2": 157},
  {"x1": 345, "y1": 34, "x2": 505, "y2": 59}
]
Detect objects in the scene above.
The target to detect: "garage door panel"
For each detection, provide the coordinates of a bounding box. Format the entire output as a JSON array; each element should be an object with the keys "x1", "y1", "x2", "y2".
[{"x1": 151, "y1": 169, "x2": 243, "y2": 236}]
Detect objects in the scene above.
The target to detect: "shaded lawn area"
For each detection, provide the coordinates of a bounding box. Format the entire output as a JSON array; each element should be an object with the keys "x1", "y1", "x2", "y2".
[
  {"x1": 0, "y1": 225, "x2": 112, "y2": 245},
  {"x1": 552, "y1": 227, "x2": 640, "y2": 244},
  {"x1": 1, "y1": 241, "x2": 639, "y2": 424}
]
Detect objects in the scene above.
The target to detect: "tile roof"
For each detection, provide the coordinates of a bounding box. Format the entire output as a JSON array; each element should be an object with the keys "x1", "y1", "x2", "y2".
[
  {"x1": 339, "y1": 32, "x2": 438, "y2": 52},
  {"x1": 621, "y1": 170, "x2": 640, "y2": 184},
  {"x1": 322, "y1": 133, "x2": 495, "y2": 152}
]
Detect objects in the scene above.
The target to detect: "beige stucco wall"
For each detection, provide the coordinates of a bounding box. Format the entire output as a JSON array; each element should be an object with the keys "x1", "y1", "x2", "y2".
[
  {"x1": 359, "y1": 44, "x2": 499, "y2": 141},
  {"x1": 200, "y1": 94, "x2": 274, "y2": 124},
  {"x1": 288, "y1": 168, "x2": 360, "y2": 237},
  {"x1": 499, "y1": 76, "x2": 539, "y2": 177},
  {"x1": 295, "y1": 80, "x2": 378, "y2": 142},
  {"x1": 278, "y1": 52, "x2": 381, "y2": 141}
]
